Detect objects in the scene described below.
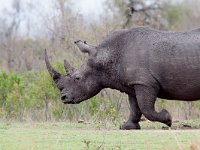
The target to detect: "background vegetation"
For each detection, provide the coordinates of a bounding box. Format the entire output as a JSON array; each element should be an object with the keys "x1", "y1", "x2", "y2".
[{"x1": 1, "y1": 0, "x2": 200, "y2": 124}]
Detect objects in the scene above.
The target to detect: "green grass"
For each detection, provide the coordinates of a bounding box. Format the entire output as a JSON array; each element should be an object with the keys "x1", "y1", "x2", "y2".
[{"x1": 0, "y1": 121, "x2": 199, "y2": 150}]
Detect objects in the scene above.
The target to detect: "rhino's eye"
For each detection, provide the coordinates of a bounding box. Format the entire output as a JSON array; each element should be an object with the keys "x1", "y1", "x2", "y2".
[
  {"x1": 59, "y1": 87, "x2": 64, "y2": 91},
  {"x1": 60, "y1": 85, "x2": 65, "y2": 90},
  {"x1": 75, "y1": 76, "x2": 80, "y2": 80}
]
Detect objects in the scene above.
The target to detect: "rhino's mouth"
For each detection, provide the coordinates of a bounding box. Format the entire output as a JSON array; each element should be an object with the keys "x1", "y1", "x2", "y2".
[
  {"x1": 62, "y1": 97, "x2": 81, "y2": 104},
  {"x1": 62, "y1": 98, "x2": 75, "y2": 104},
  {"x1": 61, "y1": 94, "x2": 88, "y2": 104},
  {"x1": 63, "y1": 100, "x2": 81, "y2": 104},
  {"x1": 63, "y1": 100, "x2": 77, "y2": 104}
]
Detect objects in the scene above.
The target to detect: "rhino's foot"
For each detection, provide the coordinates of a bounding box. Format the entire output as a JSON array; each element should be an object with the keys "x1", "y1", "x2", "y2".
[
  {"x1": 161, "y1": 109, "x2": 172, "y2": 127},
  {"x1": 120, "y1": 122, "x2": 140, "y2": 130}
]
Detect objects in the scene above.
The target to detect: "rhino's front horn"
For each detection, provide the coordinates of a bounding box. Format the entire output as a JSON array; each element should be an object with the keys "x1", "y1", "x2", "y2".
[
  {"x1": 64, "y1": 59, "x2": 75, "y2": 74},
  {"x1": 44, "y1": 49, "x2": 61, "y2": 81},
  {"x1": 74, "y1": 40, "x2": 96, "y2": 55}
]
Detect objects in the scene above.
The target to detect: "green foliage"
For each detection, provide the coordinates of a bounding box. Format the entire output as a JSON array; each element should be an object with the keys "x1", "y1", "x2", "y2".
[
  {"x1": 88, "y1": 97, "x2": 122, "y2": 124},
  {"x1": 88, "y1": 97, "x2": 104, "y2": 116},
  {"x1": 164, "y1": 3, "x2": 184, "y2": 28},
  {"x1": 29, "y1": 71, "x2": 59, "y2": 107},
  {"x1": 0, "y1": 68, "x2": 61, "y2": 120},
  {"x1": 0, "y1": 72, "x2": 25, "y2": 118},
  {"x1": 0, "y1": 72, "x2": 21, "y2": 105}
]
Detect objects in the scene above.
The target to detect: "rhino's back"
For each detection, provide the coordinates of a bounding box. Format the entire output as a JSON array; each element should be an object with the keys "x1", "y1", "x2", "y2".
[{"x1": 121, "y1": 27, "x2": 200, "y2": 100}]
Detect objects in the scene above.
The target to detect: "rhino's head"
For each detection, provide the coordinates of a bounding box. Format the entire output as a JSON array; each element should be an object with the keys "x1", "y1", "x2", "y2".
[{"x1": 45, "y1": 41, "x2": 103, "y2": 104}]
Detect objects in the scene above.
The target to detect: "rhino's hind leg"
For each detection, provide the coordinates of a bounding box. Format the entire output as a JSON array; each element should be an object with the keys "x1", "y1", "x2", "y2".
[
  {"x1": 120, "y1": 95, "x2": 142, "y2": 130},
  {"x1": 134, "y1": 85, "x2": 172, "y2": 127}
]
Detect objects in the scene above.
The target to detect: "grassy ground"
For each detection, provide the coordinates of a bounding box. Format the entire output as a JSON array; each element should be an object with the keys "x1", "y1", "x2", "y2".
[{"x1": 0, "y1": 120, "x2": 200, "y2": 150}]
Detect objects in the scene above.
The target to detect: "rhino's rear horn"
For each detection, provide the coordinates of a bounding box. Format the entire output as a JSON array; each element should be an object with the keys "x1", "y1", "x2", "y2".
[
  {"x1": 64, "y1": 59, "x2": 75, "y2": 74},
  {"x1": 74, "y1": 40, "x2": 96, "y2": 55},
  {"x1": 44, "y1": 49, "x2": 61, "y2": 81}
]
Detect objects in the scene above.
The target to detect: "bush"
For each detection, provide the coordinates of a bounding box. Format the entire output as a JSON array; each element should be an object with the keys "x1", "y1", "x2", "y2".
[{"x1": 0, "y1": 72, "x2": 26, "y2": 119}]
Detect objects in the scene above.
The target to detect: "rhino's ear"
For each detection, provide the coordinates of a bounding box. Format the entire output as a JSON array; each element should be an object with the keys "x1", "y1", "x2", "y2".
[
  {"x1": 74, "y1": 40, "x2": 96, "y2": 55},
  {"x1": 64, "y1": 59, "x2": 75, "y2": 75}
]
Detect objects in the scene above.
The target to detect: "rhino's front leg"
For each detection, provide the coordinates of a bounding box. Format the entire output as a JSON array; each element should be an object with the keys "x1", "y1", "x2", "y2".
[
  {"x1": 134, "y1": 85, "x2": 172, "y2": 127},
  {"x1": 120, "y1": 95, "x2": 142, "y2": 130}
]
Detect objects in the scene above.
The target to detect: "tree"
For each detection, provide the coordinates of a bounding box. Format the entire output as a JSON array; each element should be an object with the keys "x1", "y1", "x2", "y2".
[{"x1": 106, "y1": 0, "x2": 164, "y2": 29}]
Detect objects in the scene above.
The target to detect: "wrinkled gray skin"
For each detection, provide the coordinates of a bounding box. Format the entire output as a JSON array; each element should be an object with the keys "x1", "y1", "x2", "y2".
[{"x1": 45, "y1": 27, "x2": 200, "y2": 130}]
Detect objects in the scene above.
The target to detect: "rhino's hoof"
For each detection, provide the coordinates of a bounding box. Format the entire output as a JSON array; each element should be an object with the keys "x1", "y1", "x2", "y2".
[
  {"x1": 120, "y1": 122, "x2": 141, "y2": 130},
  {"x1": 164, "y1": 118, "x2": 172, "y2": 127},
  {"x1": 162, "y1": 109, "x2": 172, "y2": 127}
]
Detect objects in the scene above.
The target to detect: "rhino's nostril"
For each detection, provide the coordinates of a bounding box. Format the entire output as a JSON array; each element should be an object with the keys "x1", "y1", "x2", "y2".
[{"x1": 61, "y1": 95, "x2": 67, "y2": 101}]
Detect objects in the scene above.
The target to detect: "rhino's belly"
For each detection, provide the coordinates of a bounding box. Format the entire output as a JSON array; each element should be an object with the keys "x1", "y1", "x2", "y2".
[
  {"x1": 158, "y1": 89, "x2": 200, "y2": 101},
  {"x1": 158, "y1": 76, "x2": 200, "y2": 101},
  {"x1": 152, "y1": 56, "x2": 200, "y2": 101}
]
